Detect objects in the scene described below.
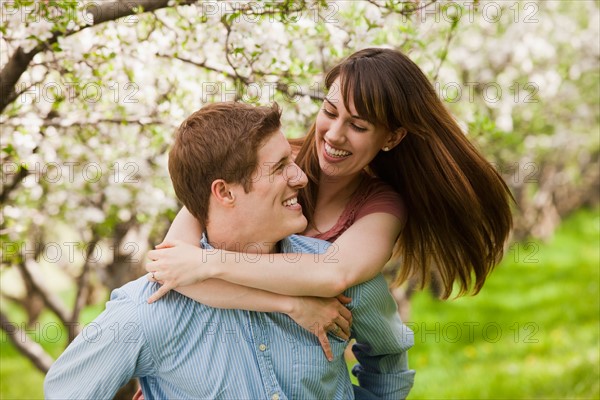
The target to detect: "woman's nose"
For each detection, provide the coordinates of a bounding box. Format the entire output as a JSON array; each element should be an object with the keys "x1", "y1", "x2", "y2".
[{"x1": 324, "y1": 121, "x2": 346, "y2": 144}]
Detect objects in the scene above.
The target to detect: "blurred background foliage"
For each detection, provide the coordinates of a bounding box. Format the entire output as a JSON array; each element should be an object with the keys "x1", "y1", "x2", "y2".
[{"x1": 1, "y1": 0, "x2": 598, "y2": 398}]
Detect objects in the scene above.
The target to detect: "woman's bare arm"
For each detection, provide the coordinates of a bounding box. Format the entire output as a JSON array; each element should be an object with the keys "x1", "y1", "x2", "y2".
[
  {"x1": 171, "y1": 279, "x2": 352, "y2": 360},
  {"x1": 147, "y1": 212, "x2": 403, "y2": 298},
  {"x1": 163, "y1": 206, "x2": 203, "y2": 246},
  {"x1": 152, "y1": 206, "x2": 353, "y2": 358},
  {"x1": 156, "y1": 208, "x2": 329, "y2": 315}
]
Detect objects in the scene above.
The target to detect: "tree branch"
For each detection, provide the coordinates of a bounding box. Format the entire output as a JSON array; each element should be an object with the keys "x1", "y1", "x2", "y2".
[
  {"x1": 17, "y1": 260, "x2": 71, "y2": 327},
  {"x1": 165, "y1": 55, "x2": 324, "y2": 102},
  {"x1": 365, "y1": 0, "x2": 439, "y2": 16},
  {"x1": 0, "y1": 165, "x2": 29, "y2": 204},
  {"x1": 0, "y1": 0, "x2": 199, "y2": 114},
  {"x1": 70, "y1": 236, "x2": 100, "y2": 341},
  {"x1": 158, "y1": 54, "x2": 235, "y2": 80},
  {"x1": 2, "y1": 116, "x2": 167, "y2": 130},
  {"x1": 0, "y1": 310, "x2": 54, "y2": 373},
  {"x1": 0, "y1": 47, "x2": 38, "y2": 112},
  {"x1": 433, "y1": 17, "x2": 459, "y2": 82}
]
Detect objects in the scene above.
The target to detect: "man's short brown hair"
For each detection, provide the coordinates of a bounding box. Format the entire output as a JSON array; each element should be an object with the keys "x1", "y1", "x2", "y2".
[{"x1": 168, "y1": 102, "x2": 282, "y2": 227}]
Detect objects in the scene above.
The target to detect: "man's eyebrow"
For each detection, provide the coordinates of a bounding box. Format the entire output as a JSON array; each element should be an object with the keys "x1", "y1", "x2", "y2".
[
  {"x1": 324, "y1": 98, "x2": 367, "y2": 121},
  {"x1": 271, "y1": 154, "x2": 290, "y2": 171}
]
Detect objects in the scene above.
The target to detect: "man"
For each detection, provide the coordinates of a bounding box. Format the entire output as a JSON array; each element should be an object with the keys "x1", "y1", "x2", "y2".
[{"x1": 44, "y1": 102, "x2": 414, "y2": 399}]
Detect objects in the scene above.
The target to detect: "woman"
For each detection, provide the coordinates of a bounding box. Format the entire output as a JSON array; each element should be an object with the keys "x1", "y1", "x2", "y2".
[{"x1": 146, "y1": 47, "x2": 513, "y2": 348}]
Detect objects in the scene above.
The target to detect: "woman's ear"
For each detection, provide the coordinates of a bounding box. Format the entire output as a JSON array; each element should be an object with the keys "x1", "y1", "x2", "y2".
[
  {"x1": 211, "y1": 179, "x2": 236, "y2": 206},
  {"x1": 384, "y1": 127, "x2": 408, "y2": 151}
]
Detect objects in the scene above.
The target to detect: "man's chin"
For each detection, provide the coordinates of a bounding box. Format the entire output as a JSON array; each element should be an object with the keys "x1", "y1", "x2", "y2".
[
  {"x1": 283, "y1": 218, "x2": 308, "y2": 237},
  {"x1": 295, "y1": 217, "x2": 308, "y2": 234}
]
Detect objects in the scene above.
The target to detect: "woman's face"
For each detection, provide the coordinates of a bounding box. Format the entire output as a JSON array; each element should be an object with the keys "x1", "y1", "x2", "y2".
[{"x1": 315, "y1": 78, "x2": 392, "y2": 180}]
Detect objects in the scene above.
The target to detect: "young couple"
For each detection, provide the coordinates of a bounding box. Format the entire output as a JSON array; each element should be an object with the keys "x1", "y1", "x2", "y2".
[{"x1": 45, "y1": 48, "x2": 512, "y2": 399}]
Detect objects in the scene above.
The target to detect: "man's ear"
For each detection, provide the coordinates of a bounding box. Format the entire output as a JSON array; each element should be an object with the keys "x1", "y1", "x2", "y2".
[
  {"x1": 211, "y1": 179, "x2": 236, "y2": 206},
  {"x1": 384, "y1": 127, "x2": 408, "y2": 151}
]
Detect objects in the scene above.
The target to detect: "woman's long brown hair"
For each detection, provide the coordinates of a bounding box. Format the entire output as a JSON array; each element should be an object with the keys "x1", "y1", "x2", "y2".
[{"x1": 294, "y1": 48, "x2": 514, "y2": 298}]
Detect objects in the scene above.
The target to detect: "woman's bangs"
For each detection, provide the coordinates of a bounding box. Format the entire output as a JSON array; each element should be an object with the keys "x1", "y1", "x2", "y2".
[{"x1": 340, "y1": 66, "x2": 389, "y2": 129}]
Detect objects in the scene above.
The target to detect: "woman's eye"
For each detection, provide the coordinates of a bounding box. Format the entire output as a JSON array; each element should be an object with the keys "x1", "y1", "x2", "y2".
[
  {"x1": 322, "y1": 108, "x2": 336, "y2": 117},
  {"x1": 351, "y1": 124, "x2": 368, "y2": 132}
]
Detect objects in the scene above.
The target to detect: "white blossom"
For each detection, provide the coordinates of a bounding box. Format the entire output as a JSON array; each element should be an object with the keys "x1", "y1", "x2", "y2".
[{"x1": 82, "y1": 207, "x2": 105, "y2": 224}]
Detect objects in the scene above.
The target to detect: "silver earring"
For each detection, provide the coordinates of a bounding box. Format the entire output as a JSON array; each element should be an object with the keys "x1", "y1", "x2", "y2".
[{"x1": 382, "y1": 146, "x2": 390, "y2": 152}]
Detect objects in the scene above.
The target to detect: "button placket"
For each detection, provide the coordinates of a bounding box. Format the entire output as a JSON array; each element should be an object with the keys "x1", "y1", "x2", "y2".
[{"x1": 249, "y1": 312, "x2": 285, "y2": 399}]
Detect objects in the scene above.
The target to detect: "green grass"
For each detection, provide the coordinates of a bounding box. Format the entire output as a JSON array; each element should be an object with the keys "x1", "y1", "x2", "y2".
[
  {"x1": 0, "y1": 303, "x2": 105, "y2": 399},
  {"x1": 1, "y1": 208, "x2": 599, "y2": 399},
  {"x1": 406, "y1": 208, "x2": 599, "y2": 399},
  {"x1": 0, "y1": 309, "x2": 65, "y2": 399}
]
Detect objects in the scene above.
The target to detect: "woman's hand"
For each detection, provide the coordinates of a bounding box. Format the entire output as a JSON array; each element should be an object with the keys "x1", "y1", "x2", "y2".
[
  {"x1": 145, "y1": 240, "x2": 213, "y2": 303},
  {"x1": 287, "y1": 294, "x2": 353, "y2": 361}
]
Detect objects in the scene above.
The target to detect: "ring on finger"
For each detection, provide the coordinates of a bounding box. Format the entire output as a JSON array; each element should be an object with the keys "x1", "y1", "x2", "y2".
[{"x1": 331, "y1": 325, "x2": 340, "y2": 335}]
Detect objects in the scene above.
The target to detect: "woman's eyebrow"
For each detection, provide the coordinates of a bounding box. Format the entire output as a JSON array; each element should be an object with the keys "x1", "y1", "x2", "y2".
[{"x1": 324, "y1": 98, "x2": 337, "y2": 109}]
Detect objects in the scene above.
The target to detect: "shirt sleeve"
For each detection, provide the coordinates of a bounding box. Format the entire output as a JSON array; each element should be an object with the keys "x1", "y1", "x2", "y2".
[
  {"x1": 345, "y1": 275, "x2": 415, "y2": 400},
  {"x1": 44, "y1": 286, "x2": 156, "y2": 399}
]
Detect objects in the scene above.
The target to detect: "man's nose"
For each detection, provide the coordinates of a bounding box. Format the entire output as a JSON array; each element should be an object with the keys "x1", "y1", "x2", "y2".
[{"x1": 285, "y1": 163, "x2": 308, "y2": 188}]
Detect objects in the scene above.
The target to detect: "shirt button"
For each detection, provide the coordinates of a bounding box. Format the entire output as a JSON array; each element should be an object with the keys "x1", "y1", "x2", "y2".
[
  {"x1": 259, "y1": 344, "x2": 267, "y2": 351},
  {"x1": 271, "y1": 394, "x2": 279, "y2": 400}
]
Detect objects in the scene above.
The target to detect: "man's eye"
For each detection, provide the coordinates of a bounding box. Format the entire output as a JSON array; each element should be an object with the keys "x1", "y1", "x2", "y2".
[{"x1": 273, "y1": 163, "x2": 285, "y2": 174}]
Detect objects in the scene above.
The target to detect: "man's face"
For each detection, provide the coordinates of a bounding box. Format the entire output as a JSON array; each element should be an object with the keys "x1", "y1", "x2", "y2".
[{"x1": 229, "y1": 131, "x2": 308, "y2": 247}]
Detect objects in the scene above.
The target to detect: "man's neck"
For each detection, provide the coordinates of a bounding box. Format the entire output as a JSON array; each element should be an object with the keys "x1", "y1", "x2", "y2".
[{"x1": 205, "y1": 227, "x2": 280, "y2": 254}]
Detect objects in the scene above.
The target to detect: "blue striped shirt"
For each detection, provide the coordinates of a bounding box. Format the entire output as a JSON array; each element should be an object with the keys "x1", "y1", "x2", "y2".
[{"x1": 44, "y1": 234, "x2": 414, "y2": 399}]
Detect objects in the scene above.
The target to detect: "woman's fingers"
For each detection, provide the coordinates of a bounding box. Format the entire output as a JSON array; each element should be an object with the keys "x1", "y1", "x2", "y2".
[
  {"x1": 339, "y1": 305, "x2": 352, "y2": 324},
  {"x1": 335, "y1": 302, "x2": 352, "y2": 332},
  {"x1": 317, "y1": 331, "x2": 334, "y2": 361},
  {"x1": 334, "y1": 317, "x2": 351, "y2": 338},
  {"x1": 336, "y1": 294, "x2": 352, "y2": 304},
  {"x1": 333, "y1": 326, "x2": 350, "y2": 341},
  {"x1": 147, "y1": 245, "x2": 174, "y2": 261},
  {"x1": 146, "y1": 248, "x2": 159, "y2": 261},
  {"x1": 145, "y1": 260, "x2": 158, "y2": 273},
  {"x1": 147, "y1": 283, "x2": 175, "y2": 304},
  {"x1": 155, "y1": 241, "x2": 176, "y2": 249},
  {"x1": 325, "y1": 320, "x2": 349, "y2": 341}
]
